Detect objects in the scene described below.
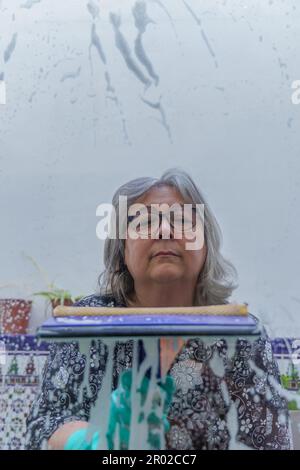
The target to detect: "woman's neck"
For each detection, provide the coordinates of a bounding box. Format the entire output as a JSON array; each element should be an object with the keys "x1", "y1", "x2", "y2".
[{"x1": 127, "y1": 282, "x2": 196, "y2": 308}]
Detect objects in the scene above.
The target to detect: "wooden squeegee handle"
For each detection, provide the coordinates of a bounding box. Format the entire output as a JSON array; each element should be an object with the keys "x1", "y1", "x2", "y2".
[{"x1": 53, "y1": 303, "x2": 248, "y2": 317}]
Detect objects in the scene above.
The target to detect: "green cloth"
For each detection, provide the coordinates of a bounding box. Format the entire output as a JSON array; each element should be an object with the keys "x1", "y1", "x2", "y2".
[
  {"x1": 64, "y1": 428, "x2": 100, "y2": 450},
  {"x1": 106, "y1": 371, "x2": 175, "y2": 450},
  {"x1": 64, "y1": 370, "x2": 175, "y2": 450}
]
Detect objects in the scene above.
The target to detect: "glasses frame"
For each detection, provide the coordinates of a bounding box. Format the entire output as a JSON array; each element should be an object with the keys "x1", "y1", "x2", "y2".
[{"x1": 126, "y1": 204, "x2": 203, "y2": 239}]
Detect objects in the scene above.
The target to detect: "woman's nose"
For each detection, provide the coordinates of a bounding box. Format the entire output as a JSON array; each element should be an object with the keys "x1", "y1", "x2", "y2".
[{"x1": 158, "y1": 214, "x2": 174, "y2": 239}]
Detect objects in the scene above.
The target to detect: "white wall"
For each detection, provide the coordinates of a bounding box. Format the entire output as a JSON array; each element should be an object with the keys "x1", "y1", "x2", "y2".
[{"x1": 0, "y1": 0, "x2": 299, "y2": 336}]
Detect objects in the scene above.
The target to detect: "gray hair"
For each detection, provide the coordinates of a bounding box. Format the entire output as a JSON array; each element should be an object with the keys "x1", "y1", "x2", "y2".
[{"x1": 98, "y1": 167, "x2": 238, "y2": 306}]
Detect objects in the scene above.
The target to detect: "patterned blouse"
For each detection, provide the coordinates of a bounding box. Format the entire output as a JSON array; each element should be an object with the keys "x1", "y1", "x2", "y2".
[{"x1": 26, "y1": 294, "x2": 292, "y2": 450}]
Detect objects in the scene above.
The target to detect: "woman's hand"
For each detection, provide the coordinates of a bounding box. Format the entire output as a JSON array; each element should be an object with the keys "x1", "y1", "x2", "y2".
[{"x1": 48, "y1": 421, "x2": 88, "y2": 450}]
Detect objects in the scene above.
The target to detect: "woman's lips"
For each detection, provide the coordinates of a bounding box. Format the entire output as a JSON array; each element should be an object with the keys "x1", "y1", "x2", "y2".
[{"x1": 152, "y1": 251, "x2": 179, "y2": 258}]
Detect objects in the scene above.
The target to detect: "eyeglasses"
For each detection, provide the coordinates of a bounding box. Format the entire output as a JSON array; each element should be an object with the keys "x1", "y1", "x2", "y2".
[{"x1": 127, "y1": 205, "x2": 203, "y2": 238}]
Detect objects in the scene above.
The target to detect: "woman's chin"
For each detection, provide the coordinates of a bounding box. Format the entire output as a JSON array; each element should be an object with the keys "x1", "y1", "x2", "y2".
[{"x1": 149, "y1": 265, "x2": 183, "y2": 282}]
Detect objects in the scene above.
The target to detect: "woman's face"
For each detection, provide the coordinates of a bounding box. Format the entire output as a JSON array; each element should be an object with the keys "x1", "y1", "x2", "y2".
[{"x1": 124, "y1": 185, "x2": 207, "y2": 290}]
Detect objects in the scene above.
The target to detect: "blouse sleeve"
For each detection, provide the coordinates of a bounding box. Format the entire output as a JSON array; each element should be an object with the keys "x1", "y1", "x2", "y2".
[
  {"x1": 225, "y1": 328, "x2": 293, "y2": 450},
  {"x1": 25, "y1": 340, "x2": 102, "y2": 449},
  {"x1": 25, "y1": 295, "x2": 109, "y2": 449},
  {"x1": 25, "y1": 295, "x2": 133, "y2": 450},
  {"x1": 165, "y1": 326, "x2": 293, "y2": 450}
]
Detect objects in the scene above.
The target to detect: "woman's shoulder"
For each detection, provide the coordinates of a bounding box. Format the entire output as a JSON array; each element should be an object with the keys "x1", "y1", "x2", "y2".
[{"x1": 73, "y1": 293, "x2": 122, "y2": 307}]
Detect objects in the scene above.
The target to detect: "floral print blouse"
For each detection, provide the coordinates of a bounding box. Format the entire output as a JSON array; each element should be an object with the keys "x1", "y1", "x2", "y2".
[{"x1": 26, "y1": 294, "x2": 292, "y2": 450}]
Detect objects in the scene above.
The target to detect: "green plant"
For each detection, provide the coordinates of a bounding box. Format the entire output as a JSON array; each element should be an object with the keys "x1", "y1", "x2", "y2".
[
  {"x1": 288, "y1": 400, "x2": 299, "y2": 411},
  {"x1": 23, "y1": 253, "x2": 83, "y2": 307},
  {"x1": 281, "y1": 374, "x2": 290, "y2": 389},
  {"x1": 33, "y1": 288, "x2": 79, "y2": 304}
]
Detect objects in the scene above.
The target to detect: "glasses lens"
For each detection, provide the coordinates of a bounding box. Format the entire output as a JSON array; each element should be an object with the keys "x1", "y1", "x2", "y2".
[
  {"x1": 128, "y1": 207, "x2": 202, "y2": 237},
  {"x1": 128, "y1": 211, "x2": 158, "y2": 235},
  {"x1": 139, "y1": 213, "x2": 151, "y2": 234}
]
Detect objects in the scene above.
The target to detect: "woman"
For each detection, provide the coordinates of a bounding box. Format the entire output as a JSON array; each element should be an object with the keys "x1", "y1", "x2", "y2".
[{"x1": 26, "y1": 168, "x2": 291, "y2": 450}]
